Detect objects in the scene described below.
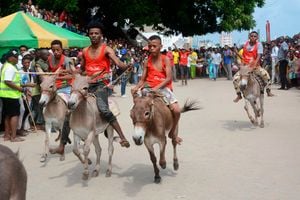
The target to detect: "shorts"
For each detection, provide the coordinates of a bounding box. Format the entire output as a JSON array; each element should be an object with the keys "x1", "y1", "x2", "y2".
[
  {"x1": 142, "y1": 87, "x2": 178, "y2": 105},
  {"x1": 1, "y1": 97, "x2": 20, "y2": 117}
]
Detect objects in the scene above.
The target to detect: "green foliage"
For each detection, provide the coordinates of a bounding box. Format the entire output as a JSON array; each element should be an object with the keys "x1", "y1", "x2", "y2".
[{"x1": 0, "y1": 0, "x2": 265, "y2": 36}]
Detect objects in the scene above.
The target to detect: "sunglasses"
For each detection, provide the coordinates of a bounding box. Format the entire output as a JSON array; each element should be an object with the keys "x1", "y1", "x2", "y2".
[{"x1": 250, "y1": 35, "x2": 258, "y2": 38}]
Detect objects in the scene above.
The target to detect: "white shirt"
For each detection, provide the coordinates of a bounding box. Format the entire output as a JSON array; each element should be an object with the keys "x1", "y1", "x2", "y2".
[
  {"x1": 211, "y1": 52, "x2": 222, "y2": 65},
  {"x1": 271, "y1": 46, "x2": 279, "y2": 58},
  {"x1": 3, "y1": 63, "x2": 17, "y2": 81}
]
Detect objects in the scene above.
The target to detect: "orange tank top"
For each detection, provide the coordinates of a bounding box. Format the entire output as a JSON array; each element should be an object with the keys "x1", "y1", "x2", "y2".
[
  {"x1": 83, "y1": 44, "x2": 110, "y2": 84},
  {"x1": 48, "y1": 54, "x2": 72, "y2": 89},
  {"x1": 145, "y1": 55, "x2": 172, "y2": 90},
  {"x1": 243, "y1": 41, "x2": 258, "y2": 65}
]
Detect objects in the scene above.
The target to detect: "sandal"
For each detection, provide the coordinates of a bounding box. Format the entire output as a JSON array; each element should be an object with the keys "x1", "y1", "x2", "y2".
[
  {"x1": 120, "y1": 139, "x2": 130, "y2": 148},
  {"x1": 11, "y1": 137, "x2": 25, "y2": 142}
]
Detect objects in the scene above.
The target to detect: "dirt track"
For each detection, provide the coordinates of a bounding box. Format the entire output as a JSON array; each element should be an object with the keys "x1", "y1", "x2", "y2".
[{"x1": 1, "y1": 77, "x2": 300, "y2": 200}]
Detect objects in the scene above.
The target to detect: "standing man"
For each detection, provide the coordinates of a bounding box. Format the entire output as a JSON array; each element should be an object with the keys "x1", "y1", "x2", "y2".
[
  {"x1": 0, "y1": 49, "x2": 27, "y2": 142},
  {"x1": 232, "y1": 31, "x2": 274, "y2": 103},
  {"x1": 80, "y1": 21, "x2": 130, "y2": 148},
  {"x1": 277, "y1": 37, "x2": 290, "y2": 90},
  {"x1": 131, "y1": 35, "x2": 182, "y2": 145},
  {"x1": 223, "y1": 45, "x2": 233, "y2": 80},
  {"x1": 271, "y1": 41, "x2": 279, "y2": 84}
]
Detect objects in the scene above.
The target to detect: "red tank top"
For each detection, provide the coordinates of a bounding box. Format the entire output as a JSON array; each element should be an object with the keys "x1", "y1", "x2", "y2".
[
  {"x1": 179, "y1": 51, "x2": 189, "y2": 66},
  {"x1": 145, "y1": 55, "x2": 172, "y2": 90},
  {"x1": 243, "y1": 41, "x2": 258, "y2": 65},
  {"x1": 48, "y1": 54, "x2": 72, "y2": 89},
  {"x1": 83, "y1": 44, "x2": 110, "y2": 84}
]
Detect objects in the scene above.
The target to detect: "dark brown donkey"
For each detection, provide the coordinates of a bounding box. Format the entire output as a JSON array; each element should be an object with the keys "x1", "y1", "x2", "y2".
[
  {"x1": 130, "y1": 93, "x2": 200, "y2": 183},
  {"x1": 68, "y1": 74, "x2": 118, "y2": 180},
  {"x1": 0, "y1": 144, "x2": 27, "y2": 200}
]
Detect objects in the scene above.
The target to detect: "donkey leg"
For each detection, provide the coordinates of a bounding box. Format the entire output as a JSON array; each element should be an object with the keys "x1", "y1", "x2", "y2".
[
  {"x1": 105, "y1": 126, "x2": 114, "y2": 177},
  {"x1": 159, "y1": 136, "x2": 167, "y2": 169},
  {"x1": 72, "y1": 134, "x2": 85, "y2": 164},
  {"x1": 171, "y1": 127, "x2": 179, "y2": 171},
  {"x1": 145, "y1": 142, "x2": 161, "y2": 183},
  {"x1": 259, "y1": 96, "x2": 265, "y2": 128},
  {"x1": 250, "y1": 101, "x2": 259, "y2": 126},
  {"x1": 40, "y1": 122, "x2": 51, "y2": 162},
  {"x1": 244, "y1": 101, "x2": 255, "y2": 125},
  {"x1": 82, "y1": 132, "x2": 95, "y2": 180},
  {"x1": 92, "y1": 135, "x2": 101, "y2": 177}
]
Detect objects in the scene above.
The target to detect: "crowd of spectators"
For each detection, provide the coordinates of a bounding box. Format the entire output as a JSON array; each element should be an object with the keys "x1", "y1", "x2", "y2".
[{"x1": 19, "y1": 0, "x2": 85, "y2": 35}]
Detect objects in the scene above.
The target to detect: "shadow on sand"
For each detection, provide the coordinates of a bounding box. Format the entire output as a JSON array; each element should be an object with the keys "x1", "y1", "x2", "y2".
[
  {"x1": 116, "y1": 163, "x2": 177, "y2": 198},
  {"x1": 221, "y1": 120, "x2": 258, "y2": 132}
]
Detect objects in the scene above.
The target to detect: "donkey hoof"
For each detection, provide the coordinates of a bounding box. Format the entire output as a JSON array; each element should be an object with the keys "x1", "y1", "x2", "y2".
[
  {"x1": 91, "y1": 170, "x2": 99, "y2": 177},
  {"x1": 173, "y1": 161, "x2": 179, "y2": 171},
  {"x1": 105, "y1": 170, "x2": 112, "y2": 177},
  {"x1": 59, "y1": 155, "x2": 65, "y2": 161},
  {"x1": 159, "y1": 161, "x2": 166, "y2": 169},
  {"x1": 154, "y1": 175, "x2": 161, "y2": 184},
  {"x1": 88, "y1": 158, "x2": 92, "y2": 165},
  {"x1": 40, "y1": 154, "x2": 47, "y2": 163},
  {"x1": 260, "y1": 123, "x2": 264, "y2": 128},
  {"x1": 82, "y1": 173, "x2": 89, "y2": 180}
]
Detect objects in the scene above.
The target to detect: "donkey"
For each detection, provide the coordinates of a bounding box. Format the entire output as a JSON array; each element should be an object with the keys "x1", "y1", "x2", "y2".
[
  {"x1": 239, "y1": 65, "x2": 265, "y2": 128},
  {"x1": 39, "y1": 75, "x2": 69, "y2": 162},
  {"x1": 130, "y1": 93, "x2": 200, "y2": 183},
  {"x1": 68, "y1": 74, "x2": 117, "y2": 180},
  {"x1": 0, "y1": 144, "x2": 27, "y2": 200}
]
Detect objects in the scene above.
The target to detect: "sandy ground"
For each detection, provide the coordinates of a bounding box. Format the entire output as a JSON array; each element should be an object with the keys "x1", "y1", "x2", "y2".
[{"x1": 1, "y1": 77, "x2": 300, "y2": 200}]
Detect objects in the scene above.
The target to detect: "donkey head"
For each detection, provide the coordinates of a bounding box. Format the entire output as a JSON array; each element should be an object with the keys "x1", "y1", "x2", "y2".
[
  {"x1": 130, "y1": 96, "x2": 154, "y2": 145},
  {"x1": 68, "y1": 74, "x2": 89, "y2": 110},
  {"x1": 39, "y1": 75, "x2": 57, "y2": 107},
  {"x1": 239, "y1": 64, "x2": 253, "y2": 91}
]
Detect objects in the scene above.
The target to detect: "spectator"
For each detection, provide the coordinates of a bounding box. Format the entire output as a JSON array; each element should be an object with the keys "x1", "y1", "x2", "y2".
[{"x1": 0, "y1": 49, "x2": 27, "y2": 142}]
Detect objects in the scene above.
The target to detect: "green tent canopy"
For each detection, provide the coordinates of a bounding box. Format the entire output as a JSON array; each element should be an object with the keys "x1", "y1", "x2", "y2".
[{"x1": 0, "y1": 11, "x2": 90, "y2": 56}]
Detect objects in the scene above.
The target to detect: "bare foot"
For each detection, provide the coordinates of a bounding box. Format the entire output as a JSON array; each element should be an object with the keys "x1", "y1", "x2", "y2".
[
  {"x1": 120, "y1": 139, "x2": 130, "y2": 148},
  {"x1": 3, "y1": 136, "x2": 11, "y2": 141},
  {"x1": 11, "y1": 137, "x2": 25, "y2": 142},
  {"x1": 233, "y1": 96, "x2": 242, "y2": 103},
  {"x1": 175, "y1": 137, "x2": 183, "y2": 145}
]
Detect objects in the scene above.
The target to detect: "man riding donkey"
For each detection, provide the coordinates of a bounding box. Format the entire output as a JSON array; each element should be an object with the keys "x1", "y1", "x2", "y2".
[
  {"x1": 36, "y1": 40, "x2": 75, "y2": 155},
  {"x1": 131, "y1": 35, "x2": 182, "y2": 145},
  {"x1": 233, "y1": 31, "x2": 274, "y2": 103},
  {"x1": 77, "y1": 21, "x2": 130, "y2": 148}
]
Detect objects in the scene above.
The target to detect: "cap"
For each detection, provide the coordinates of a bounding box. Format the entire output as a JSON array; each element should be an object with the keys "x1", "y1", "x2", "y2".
[{"x1": 6, "y1": 49, "x2": 19, "y2": 58}]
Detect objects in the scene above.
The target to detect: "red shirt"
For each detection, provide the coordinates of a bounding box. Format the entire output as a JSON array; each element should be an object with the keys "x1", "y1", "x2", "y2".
[
  {"x1": 48, "y1": 54, "x2": 72, "y2": 89},
  {"x1": 243, "y1": 41, "x2": 258, "y2": 65},
  {"x1": 83, "y1": 44, "x2": 110, "y2": 84},
  {"x1": 179, "y1": 51, "x2": 189, "y2": 66},
  {"x1": 145, "y1": 55, "x2": 172, "y2": 90}
]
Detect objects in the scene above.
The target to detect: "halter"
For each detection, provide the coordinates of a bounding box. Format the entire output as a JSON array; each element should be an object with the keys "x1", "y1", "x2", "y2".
[
  {"x1": 71, "y1": 88, "x2": 88, "y2": 99},
  {"x1": 41, "y1": 88, "x2": 58, "y2": 103}
]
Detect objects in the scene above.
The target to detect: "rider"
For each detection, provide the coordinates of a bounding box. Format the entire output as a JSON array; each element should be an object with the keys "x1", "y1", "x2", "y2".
[
  {"x1": 38, "y1": 40, "x2": 74, "y2": 155},
  {"x1": 233, "y1": 31, "x2": 274, "y2": 103},
  {"x1": 80, "y1": 21, "x2": 130, "y2": 148},
  {"x1": 131, "y1": 35, "x2": 182, "y2": 145}
]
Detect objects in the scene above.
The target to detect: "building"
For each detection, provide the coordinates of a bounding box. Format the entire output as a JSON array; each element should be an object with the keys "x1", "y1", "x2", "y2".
[{"x1": 220, "y1": 32, "x2": 233, "y2": 47}]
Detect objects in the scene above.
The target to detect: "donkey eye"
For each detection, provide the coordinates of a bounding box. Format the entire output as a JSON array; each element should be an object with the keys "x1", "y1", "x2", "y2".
[
  {"x1": 83, "y1": 87, "x2": 88, "y2": 90},
  {"x1": 49, "y1": 85, "x2": 53, "y2": 88},
  {"x1": 145, "y1": 111, "x2": 150, "y2": 117}
]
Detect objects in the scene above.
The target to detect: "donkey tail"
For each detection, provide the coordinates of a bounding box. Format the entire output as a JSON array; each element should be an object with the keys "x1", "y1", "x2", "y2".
[{"x1": 181, "y1": 99, "x2": 201, "y2": 113}]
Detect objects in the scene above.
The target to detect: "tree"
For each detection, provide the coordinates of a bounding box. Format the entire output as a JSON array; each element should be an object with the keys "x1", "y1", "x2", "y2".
[{"x1": 1, "y1": 0, "x2": 265, "y2": 37}]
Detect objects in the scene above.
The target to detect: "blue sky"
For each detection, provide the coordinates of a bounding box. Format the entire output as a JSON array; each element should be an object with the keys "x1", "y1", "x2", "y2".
[{"x1": 202, "y1": 0, "x2": 300, "y2": 45}]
